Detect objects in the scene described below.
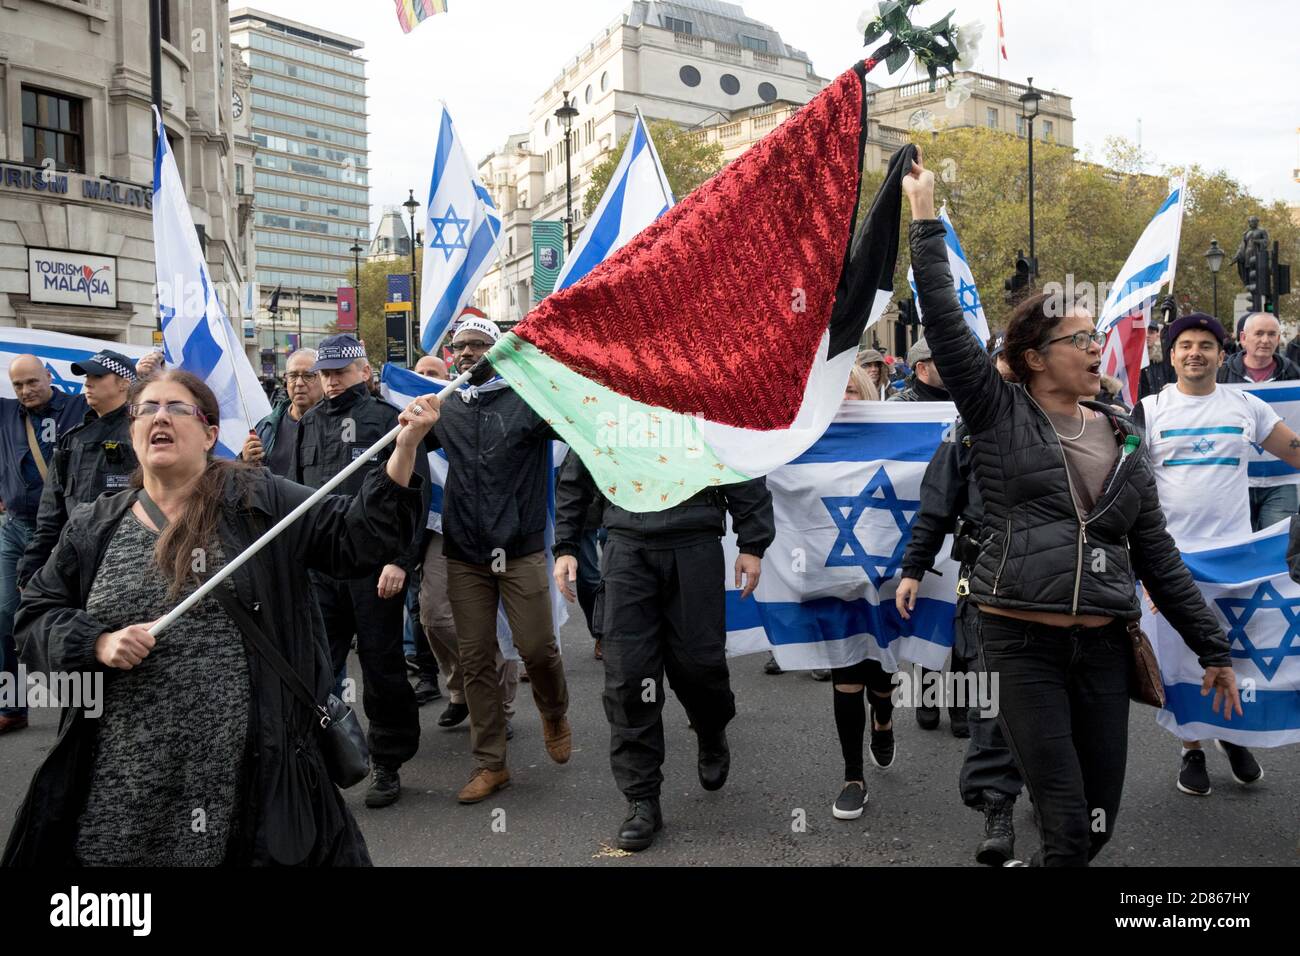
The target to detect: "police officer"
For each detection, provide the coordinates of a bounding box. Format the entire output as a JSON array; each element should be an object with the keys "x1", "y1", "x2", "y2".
[
  {"x1": 895, "y1": 400, "x2": 1025, "y2": 866},
  {"x1": 294, "y1": 334, "x2": 428, "y2": 808},
  {"x1": 553, "y1": 457, "x2": 774, "y2": 852},
  {"x1": 18, "y1": 350, "x2": 159, "y2": 588}
]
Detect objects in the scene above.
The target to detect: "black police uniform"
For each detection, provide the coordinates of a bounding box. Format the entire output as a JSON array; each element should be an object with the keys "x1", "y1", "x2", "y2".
[
  {"x1": 17, "y1": 402, "x2": 137, "y2": 587},
  {"x1": 554, "y1": 454, "x2": 775, "y2": 800},
  {"x1": 898, "y1": 419, "x2": 1024, "y2": 808},
  {"x1": 294, "y1": 381, "x2": 428, "y2": 770}
]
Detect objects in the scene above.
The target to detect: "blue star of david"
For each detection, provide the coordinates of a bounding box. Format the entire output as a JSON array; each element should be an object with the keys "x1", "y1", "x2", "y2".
[
  {"x1": 46, "y1": 363, "x2": 81, "y2": 395},
  {"x1": 957, "y1": 277, "x2": 981, "y2": 319},
  {"x1": 428, "y1": 205, "x2": 470, "y2": 261},
  {"x1": 1191, "y1": 438, "x2": 1215, "y2": 455},
  {"x1": 1214, "y1": 581, "x2": 1300, "y2": 681},
  {"x1": 822, "y1": 466, "x2": 921, "y2": 588}
]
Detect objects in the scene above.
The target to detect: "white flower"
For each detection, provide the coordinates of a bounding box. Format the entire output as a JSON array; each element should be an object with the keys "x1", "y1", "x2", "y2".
[
  {"x1": 953, "y1": 19, "x2": 984, "y2": 69},
  {"x1": 944, "y1": 74, "x2": 975, "y2": 109},
  {"x1": 856, "y1": 3, "x2": 888, "y2": 35}
]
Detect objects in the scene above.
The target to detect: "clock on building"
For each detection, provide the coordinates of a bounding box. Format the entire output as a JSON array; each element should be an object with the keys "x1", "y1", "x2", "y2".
[
  {"x1": 232, "y1": 91, "x2": 244, "y2": 118},
  {"x1": 908, "y1": 108, "x2": 935, "y2": 132}
]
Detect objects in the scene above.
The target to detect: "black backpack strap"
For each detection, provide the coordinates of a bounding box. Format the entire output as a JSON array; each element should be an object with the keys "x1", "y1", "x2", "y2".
[{"x1": 135, "y1": 488, "x2": 170, "y2": 533}]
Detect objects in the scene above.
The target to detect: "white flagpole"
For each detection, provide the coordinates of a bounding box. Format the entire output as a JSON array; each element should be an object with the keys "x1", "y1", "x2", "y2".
[{"x1": 149, "y1": 368, "x2": 472, "y2": 636}]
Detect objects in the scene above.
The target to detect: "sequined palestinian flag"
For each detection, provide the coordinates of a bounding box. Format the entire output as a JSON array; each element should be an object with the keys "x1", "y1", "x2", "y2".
[{"x1": 487, "y1": 61, "x2": 913, "y2": 512}]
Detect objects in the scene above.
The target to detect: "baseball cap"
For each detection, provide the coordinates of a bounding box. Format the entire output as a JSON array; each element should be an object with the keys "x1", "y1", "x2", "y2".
[
  {"x1": 311, "y1": 334, "x2": 369, "y2": 371},
  {"x1": 70, "y1": 350, "x2": 137, "y2": 381}
]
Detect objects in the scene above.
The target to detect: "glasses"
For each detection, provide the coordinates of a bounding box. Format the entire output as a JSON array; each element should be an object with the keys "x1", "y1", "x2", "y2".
[
  {"x1": 129, "y1": 401, "x2": 211, "y2": 425},
  {"x1": 1043, "y1": 330, "x2": 1106, "y2": 351},
  {"x1": 450, "y1": 340, "x2": 492, "y2": 353},
  {"x1": 285, "y1": 371, "x2": 320, "y2": 382}
]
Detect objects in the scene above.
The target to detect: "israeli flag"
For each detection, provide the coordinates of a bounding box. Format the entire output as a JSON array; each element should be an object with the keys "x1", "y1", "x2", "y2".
[
  {"x1": 724, "y1": 401, "x2": 961, "y2": 671},
  {"x1": 0, "y1": 328, "x2": 150, "y2": 400},
  {"x1": 1146, "y1": 521, "x2": 1300, "y2": 748},
  {"x1": 379, "y1": 364, "x2": 568, "y2": 650},
  {"x1": 420, "y1": 104, "x2": 502, "y2": 352},
  {"x1": 906, "y1": 205, "x2": 990, "y2": 345},
  {"x1": 1098, "y1": 177, "x2": 1186, "y2": 334},
  {"x1": 1223, "y1": 380, "x2": 1300, "y2": 488},
  {"x1": 152, "y1": 108, "x2": 269, "y2": 457},
  {"x1": 554, "y1": 108, "x2": 673, "y2": 291}
]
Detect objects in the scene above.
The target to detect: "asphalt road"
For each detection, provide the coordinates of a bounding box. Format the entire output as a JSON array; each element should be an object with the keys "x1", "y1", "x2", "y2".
[{"x1": 2, "y1": 612, "x2": 1296, "y2": 866}]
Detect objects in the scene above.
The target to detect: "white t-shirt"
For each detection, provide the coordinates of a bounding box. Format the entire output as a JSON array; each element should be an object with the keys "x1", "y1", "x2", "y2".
[{"x1": 1139, "y1": 385, "x2": 1281, "y2": 546}]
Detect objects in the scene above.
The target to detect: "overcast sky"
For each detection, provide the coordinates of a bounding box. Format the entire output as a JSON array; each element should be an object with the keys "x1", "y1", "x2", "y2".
[{"x1": 250, "y1": 0, "x2": 1299, "y2": 234}]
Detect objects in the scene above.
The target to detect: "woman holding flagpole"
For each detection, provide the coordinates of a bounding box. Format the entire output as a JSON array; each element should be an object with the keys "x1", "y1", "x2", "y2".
[
  {"x1": 3, "y1": 370, "x2": 438, "y2": 866},
  {"x1": 902, "y1": 151, "x2": 1240, "y2": 867}
]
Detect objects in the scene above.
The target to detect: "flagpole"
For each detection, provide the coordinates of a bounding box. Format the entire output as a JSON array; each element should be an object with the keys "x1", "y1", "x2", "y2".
[{"x1": 149, "y1": 368, "x2": 472, "y2": 636}]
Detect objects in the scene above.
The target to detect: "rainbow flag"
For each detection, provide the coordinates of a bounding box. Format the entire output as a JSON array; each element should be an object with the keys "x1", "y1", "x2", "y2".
[{"x1": 394, "y1": 0, "x2": 447, "y2": 33}]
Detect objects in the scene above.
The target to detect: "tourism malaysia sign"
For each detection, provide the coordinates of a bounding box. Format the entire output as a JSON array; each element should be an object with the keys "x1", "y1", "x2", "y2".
[{"x1": 27, "y1": 248, "x2": 117, "y2": 308}]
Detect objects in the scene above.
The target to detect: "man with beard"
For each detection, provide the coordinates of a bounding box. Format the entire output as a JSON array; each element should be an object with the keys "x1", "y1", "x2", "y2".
[{"x1": 1136, "y1": 314, "x2": 1300, "y2": 798}]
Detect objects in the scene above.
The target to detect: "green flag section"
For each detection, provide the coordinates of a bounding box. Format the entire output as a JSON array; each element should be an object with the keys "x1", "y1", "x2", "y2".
[{"x1": 489, "y1": 332, "x2": 750, "y2": 510}]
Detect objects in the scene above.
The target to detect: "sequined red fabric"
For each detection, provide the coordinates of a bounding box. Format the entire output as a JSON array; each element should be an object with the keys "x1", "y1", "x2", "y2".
[{"x1": 512, "y1": 65, "x2": 867, "y2": 431}]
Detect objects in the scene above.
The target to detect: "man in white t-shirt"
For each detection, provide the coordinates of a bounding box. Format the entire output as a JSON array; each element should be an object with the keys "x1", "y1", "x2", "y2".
[{"x1": 1136, "y1": 313, "x2": 1300, "y2": 798}]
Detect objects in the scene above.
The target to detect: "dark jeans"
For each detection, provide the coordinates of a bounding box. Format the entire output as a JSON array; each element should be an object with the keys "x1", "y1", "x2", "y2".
[
  {"x1": 601, "y1": 534, "x2": 736, "y2": 799},
  {"x1": 978, "y1": 611, "x2": 1130, "y2": 867},
  {"x1": 313, "y1": 569, "x2": 420, "y2": 769},
  {"x1": 1249, "y1": 484, "x2": 1298, "y2": 532},
  {"x1": 956, "y1": 600, "x2": 1023, "y2": 806},
  {"x1": 0, "y1": 516, "x2": 34, "y2": 717}
]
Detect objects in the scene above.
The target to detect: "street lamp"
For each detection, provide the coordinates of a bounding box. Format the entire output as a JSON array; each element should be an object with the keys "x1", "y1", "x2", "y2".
[
  {"x1": 1018, "y1": 78, "x2": 1042, "y2": 280},
  {"x1": 349, "y1": 232, "x2": 363, "y2": 321},
  {"x1": 403, "y1": 189, "x2": 420, "y2": 365},
  {"x1": 554, "y1": 91, "x2": 579, "y2": 251},
  {"x1": 1205, "y1": 238, "x2": 1225, "y2": 320}
]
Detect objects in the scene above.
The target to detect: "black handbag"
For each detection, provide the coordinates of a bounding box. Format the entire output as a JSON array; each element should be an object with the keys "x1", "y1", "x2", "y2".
[{"x1": 135, "y1": 491, "x2": 371, "y2": 788}]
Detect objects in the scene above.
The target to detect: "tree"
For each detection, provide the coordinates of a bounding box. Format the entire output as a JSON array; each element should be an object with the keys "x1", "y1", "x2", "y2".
[
  {"x1": 581, "y1": 119, "x2": 724, "y2": 219},
  {"x1": 356, "y1": 250, "x2": 423, "y2": 368}
]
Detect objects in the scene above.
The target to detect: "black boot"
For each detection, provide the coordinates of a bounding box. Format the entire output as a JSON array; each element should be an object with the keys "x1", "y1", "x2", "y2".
[
  {"x1": 697, "y1": 728, "x2": 730, "y2": 791},
  {"x1": 975, "y1": 789, "x2": 1015, "y2": 866},
  {"x1": 617, "y1": 798, "x2": 663, "y2": 851},
  {"x1": 365, "y1": 763, "x2": 402, "y2": 809}
]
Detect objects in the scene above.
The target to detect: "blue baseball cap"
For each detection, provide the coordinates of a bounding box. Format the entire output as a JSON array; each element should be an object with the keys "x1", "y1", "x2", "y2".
[{"x1": 311, "y1": 334, "x2": 368, "y2": 371}]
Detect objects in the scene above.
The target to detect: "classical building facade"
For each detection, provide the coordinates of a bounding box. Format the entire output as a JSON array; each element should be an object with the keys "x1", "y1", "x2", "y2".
[
  {"x1": 231, "y1": 7, "x2": 368, "y2": 358},
  {"x1": 473, "y1": 0, "x2": 829, "y2": 324},
  {"x1": 0, "y1": 0, "x2": 250, "y2": 346}
]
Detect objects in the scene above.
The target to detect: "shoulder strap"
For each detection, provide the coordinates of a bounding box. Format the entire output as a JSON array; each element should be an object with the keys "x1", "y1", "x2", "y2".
[
  {"x1": 24, "y1": 415, "x2": 49, "y2": 482},
  {"x1": 133, "y1": 491, "x2": 325, "y2": 721}
]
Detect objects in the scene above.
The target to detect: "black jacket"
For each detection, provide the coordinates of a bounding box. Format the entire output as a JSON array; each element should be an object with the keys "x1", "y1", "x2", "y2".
[
  {"x1": 427, "y1": 384, "x2": 557, "y2": 565},
  {"x1": 1216, "y1": 350, "x2": 1300, "y2": 384},
  {"x1": 17, "y1": 403, "x2": 138, "y2": 588},
  {"x1": 553, "y1": 452, "x2": 775, "y2": 558},
  {"x1": 887, "y1": 375, "x2": 950, "y2": 403},
  {"x1": 1139, "y1": 355, "x2": 1176, "y2": 399},
  {"x1": 910, "y1": 219, "x2": 1228, "y2": 666},
  {"x1": 293, "y1": 383, "x2": 428, "y2": 572},
  {"x1": 3, "y1": 465, "x2": 424, "y2": 867},
  {"x1": 900, "y1": 419, "x2": 984, "y2": 581}
]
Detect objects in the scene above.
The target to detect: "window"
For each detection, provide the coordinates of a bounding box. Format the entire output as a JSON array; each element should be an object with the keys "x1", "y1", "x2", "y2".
[
  {"x1": 758, "y1": 82, "x2": 777, "y2": 103},
  {"x1": 720, "y1": 73, "x2": 740, "y2": 96},
  {"x1": 544, "y1": 118, "x2": 551, "y2": 136},
  {"x1": 986, "y1": 107, "x2": 998, "y2": 129},
  {"x1": 160, "y1": 0, "x2": 173, "y2": 44},
  {"x1": 1016, "y1": 114, "x2": 1025, "y2": 137},
  {"x1": 740, "y1": 36, "x2": 769, "y2": 53},
  {"x1": 585, "y1": 85, "x2": 593, "y2": 105},
  {"x1": 1042, "y1": 120, "x2": 1054, "y2": 142},
  {"x1": 22, "y1": 87, "x2": 84, "y2": 172},
  {"x1": 236, "y1": 164, "x2": 245, "y2": 193},
  {"x1": 679, "y1": 65, "x2": 701, "y2": 88},
  {"x1": 507, "y1": 236, "x2": 514, "y2": 255},
  {"x1": 663, "y1": 16, "x2": 693, "y2": 34},
  {"x1": 600, "y1": 71, "x2": 609, "y2": 92}
]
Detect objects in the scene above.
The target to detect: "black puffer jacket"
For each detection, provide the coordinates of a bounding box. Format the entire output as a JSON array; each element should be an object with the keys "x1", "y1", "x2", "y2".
[
  {"x1": 3, "y1": 465, "x2": 423, "y2": 866},
  {"x1": 910, "y1": 219, "x2": 1229, "y2": 666}
]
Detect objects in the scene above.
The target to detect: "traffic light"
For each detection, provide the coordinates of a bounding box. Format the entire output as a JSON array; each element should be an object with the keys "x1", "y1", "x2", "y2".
[
  {"x1": 1246, "y1": 244, "x2": 1270, "y2": 313},
  {"x1": 1004, "y1": 249, "x2": 1033, "y2": 301},
  {"x1": 1268, "y1": 241, "x2": 1290, "y2": 315}
]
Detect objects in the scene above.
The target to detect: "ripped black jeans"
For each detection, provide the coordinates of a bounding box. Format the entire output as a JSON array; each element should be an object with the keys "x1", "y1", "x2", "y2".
[{"x1": 977, "y1": 611, "x2": 1130, "y2": 867}]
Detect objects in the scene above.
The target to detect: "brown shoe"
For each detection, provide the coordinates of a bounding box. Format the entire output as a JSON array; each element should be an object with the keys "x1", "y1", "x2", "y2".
[
  {"x1": 457, "y1": 767, "x2": 511, "y2": 804},
  {"x1": 0, "y1": 714, "x2": 28, "y2": 735},
  {"x1": 542, "y1": 715, "x2": 572, "y2": 764},
  {"x1": 593, "y1": 640, "x2": 603, "y2": 661}
]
